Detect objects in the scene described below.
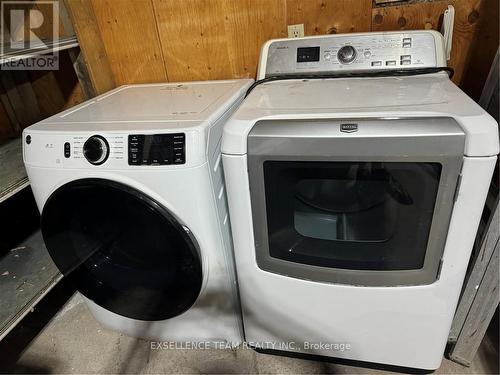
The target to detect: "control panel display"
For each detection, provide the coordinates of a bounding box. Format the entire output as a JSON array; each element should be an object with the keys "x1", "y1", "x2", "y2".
[
  {"x1": 128, "y1": 133, "x2": 185, "y2": 165},
  {"x1": 297, "y1": 47, "x2": 320, "y2": 63},
  {"x1": 264, "y1": 32, "x2": 439, "y2": 78}
]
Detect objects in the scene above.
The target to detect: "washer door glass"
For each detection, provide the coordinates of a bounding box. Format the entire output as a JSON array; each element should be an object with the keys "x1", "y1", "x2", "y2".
[{"x1": 41, "y1": 179, "x2": 202, "y2": 321}]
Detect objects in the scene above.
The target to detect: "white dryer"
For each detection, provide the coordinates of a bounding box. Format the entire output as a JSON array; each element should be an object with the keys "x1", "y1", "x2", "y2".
[
  {"x1": 222, "y1": 31, "x2": 499, "y2": 369},
  {"x1": 23, "y1": 79, "x2": 253, "y2": 344}
]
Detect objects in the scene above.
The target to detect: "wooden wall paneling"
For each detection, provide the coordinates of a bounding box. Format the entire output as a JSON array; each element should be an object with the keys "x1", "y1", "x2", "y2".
[
  {"x1": 0, "y1": 102, "x2": 16, "y2": 144},
  {"x1": 371, "y1": 0, "x2": 487, "y2": 86},
  {"x1": 0, "y1": 72, "x2": 41, "y2": 130},
  {"x1": 0, "y1": 88, "x2": 20, "y2": 134},
  {"x1": 91, "y1": 0, "x2": 167, "y2": 85},
  {"x1": 153, "y1": 0, "x2": 231, "y2": 82},
  {"x1": 459, "y1": 0, "x2": 499, "y2": 100},
  {"x1": 64, "y1": 0, "x2": 116, "y2": 95},
  {"x1": 53, "y1": 51, "x2": 86, "y2": 109},
  {"x1": 221, "y1": 0, "x2": 287, "y2": 79},
  {"x1": 29, "y1": 51, "x2": 85, "y2": 119},
  {"x1": 286, "y1": 0, "x2": 373, "y2": 35}
]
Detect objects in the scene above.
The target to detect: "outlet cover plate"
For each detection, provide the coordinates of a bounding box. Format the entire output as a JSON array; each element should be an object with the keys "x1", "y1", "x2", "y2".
[{"x1": 287, "y1": 24, "x2": 304, "y2": 38}]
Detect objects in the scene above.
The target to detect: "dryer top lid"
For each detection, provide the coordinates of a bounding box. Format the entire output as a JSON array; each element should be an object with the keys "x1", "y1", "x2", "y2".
[{"x1": 29, "y1": 79, "x2": 253, "y2": 129}]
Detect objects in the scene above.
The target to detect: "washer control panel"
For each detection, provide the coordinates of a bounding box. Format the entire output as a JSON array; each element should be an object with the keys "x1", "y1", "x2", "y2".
[
  {"x1": 262, "y1": 31, "x2": 443, "y2": 78},
  {"x1": 23, "y1": 131, "x2": 199, "y2": 169},
  {"x1": 128, "y1": 133, "x2": 185, "y2": 165}
]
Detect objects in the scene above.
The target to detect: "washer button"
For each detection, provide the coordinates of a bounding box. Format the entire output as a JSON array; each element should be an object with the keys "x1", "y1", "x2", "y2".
[
  {"x1": 386, "y1": 60, "x2": 397, "y2": 66},
  {"x1": 371, "y1": 61, "x2": 382, "y2": 66},
  {"x1": 64, "y1": 142, "x2": 70, "y2": 158}
]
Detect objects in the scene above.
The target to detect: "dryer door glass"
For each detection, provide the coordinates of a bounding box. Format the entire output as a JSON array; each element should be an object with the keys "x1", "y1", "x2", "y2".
[
  {"x1": 263, "y1": 161, "x2": 441, "y2": 270},
  {"x1": 41, "y1": 179, "x2": 202, "y2": 321}
]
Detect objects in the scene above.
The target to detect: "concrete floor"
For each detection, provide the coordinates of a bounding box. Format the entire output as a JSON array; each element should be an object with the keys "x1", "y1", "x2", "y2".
[{"x1": 2, "y1": 293, "x2": 499, "y2": 374}]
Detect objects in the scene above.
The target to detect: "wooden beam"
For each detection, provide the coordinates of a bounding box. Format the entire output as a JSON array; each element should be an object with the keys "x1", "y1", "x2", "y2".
[
  {"x1": 63, "y1": 0, "x2": 116, "y2": 95},
  {"x1": 67, "y1": 49, "x2": 95, "y2": 99},
  {"x1": 58, "y1": 0, "x2": 75, "y2": 37}
]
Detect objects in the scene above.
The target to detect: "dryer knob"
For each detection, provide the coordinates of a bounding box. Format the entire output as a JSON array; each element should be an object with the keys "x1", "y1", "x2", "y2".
[
  {"x1": 83, "y1": 135, "x2": 109, "y2": 165},
  {"x1": 337, "y1": 45, "x2": 357, "y2": 64}
]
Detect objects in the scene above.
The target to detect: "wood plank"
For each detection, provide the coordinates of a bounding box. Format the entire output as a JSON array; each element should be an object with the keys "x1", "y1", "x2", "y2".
[
  {"x1": 58, "y1": 0, "x2": 76, "y2": 37},
  {"x1": 221, "y1": 0, "x2": 287, "y2": 79},
  {"x1": 374, "y1": 0, "x2": 406, "y2": 5},
  {"x1": 479, "y1": 48, "x2": 499, "y2": 110},
  {"x1": 64, "y1": 0, "x2": 116, "y2": 95},
  {"x1": 0, "y1": 102, "x2": 16, "y2": 143},
  {"x1": 0, "y1": 89, "x2": 20, "y2": 135},
  {"x1": 28, "y1": 50, "x2": 85, "y2": 119},
  {"x1": 0, "y1": 230, "x2": 61, "y2": 340},
  {"x1": 153, "y1": 0, "x2": 231, "y2": 82},
  {"x1": 91, "y1": 0, "x2": 167, "y2": 85},
  {"x1": 448, "y1": 229, "x2": 499, "y2": 366},
  {"x1": 0, "y1": 138, "x2": 28, "y2": 204},
  {"x1": 460, "y1": 0, "x2": 499, "y2": 100},
  {"x1": 0, "y1": 71, "x2": 41, "y2": 129},
  {"x1": 68, "y1": 49, "x2": 95, "y2": 99},
  {"x1": 286, "y1": 0, "x2": 372, "y2": 35},
  {"x1": 371, "y1": 0, "x2": 485, "y2": 86},
  {"x1": 449, "y1": 198, "x2": 499, "y2": 342}
]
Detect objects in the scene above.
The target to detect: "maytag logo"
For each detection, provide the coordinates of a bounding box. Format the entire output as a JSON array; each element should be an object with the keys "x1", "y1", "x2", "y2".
[{"x1": 340, "y1": 123, "x2": 358, "y2": 133}]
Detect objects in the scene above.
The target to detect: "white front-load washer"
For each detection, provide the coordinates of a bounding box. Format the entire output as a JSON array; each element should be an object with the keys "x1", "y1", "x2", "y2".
[
  {"x1": 222, "y1": 31, "x2": 499, "y2": 370},
  {"x1": 23, "y1": 79, "x2": 253, "y2": 344}
]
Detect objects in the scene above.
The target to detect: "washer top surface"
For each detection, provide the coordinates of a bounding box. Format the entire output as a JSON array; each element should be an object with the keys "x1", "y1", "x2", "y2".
[
  {"x1": 28, "y1": 79, "x2": 253, "y2": 132},
  {"x1": 222, "y1": 73, "x2": 499, "y2": 157}
]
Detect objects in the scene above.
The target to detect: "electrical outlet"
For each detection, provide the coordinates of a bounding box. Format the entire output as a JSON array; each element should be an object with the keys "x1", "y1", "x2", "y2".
[{"x1": 287, "y1": 24, "x2": 304, "y2": 38}]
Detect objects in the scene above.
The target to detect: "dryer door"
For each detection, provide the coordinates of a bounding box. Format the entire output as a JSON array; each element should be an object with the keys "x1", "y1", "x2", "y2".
[
  {"x1": 41, "y1": 178, "x2": 202, "y2": 321},
  {"x1": 248, "y1": 117, "x2": 465, "y2": 286}
]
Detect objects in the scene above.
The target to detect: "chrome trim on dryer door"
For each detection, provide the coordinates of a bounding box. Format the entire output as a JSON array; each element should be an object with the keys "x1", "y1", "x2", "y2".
[{"x1": 247, "y1": 117, "x2": 465, "y2": 286}]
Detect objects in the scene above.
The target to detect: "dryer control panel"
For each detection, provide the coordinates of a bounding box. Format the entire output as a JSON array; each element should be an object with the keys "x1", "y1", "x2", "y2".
[
  {"x1": 259, "y1": 30, "x2": 445, "y2": 79},
  {"x1": 128, "y1": 133, "x2": 185, "y2": 165}
]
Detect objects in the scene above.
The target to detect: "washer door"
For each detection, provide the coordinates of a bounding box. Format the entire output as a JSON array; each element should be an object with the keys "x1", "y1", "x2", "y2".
[{"x1": 41, "y1": 179, "x2": 202, "y2": 321}]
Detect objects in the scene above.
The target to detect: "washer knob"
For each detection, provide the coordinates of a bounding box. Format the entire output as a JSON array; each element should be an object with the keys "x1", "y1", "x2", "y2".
[
  {"x1": 83, "y1": 135, "x2": 109, "y2": 165},
  {"x1": 337, "y1": 45, "x2": 357, "y2": 64}
]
